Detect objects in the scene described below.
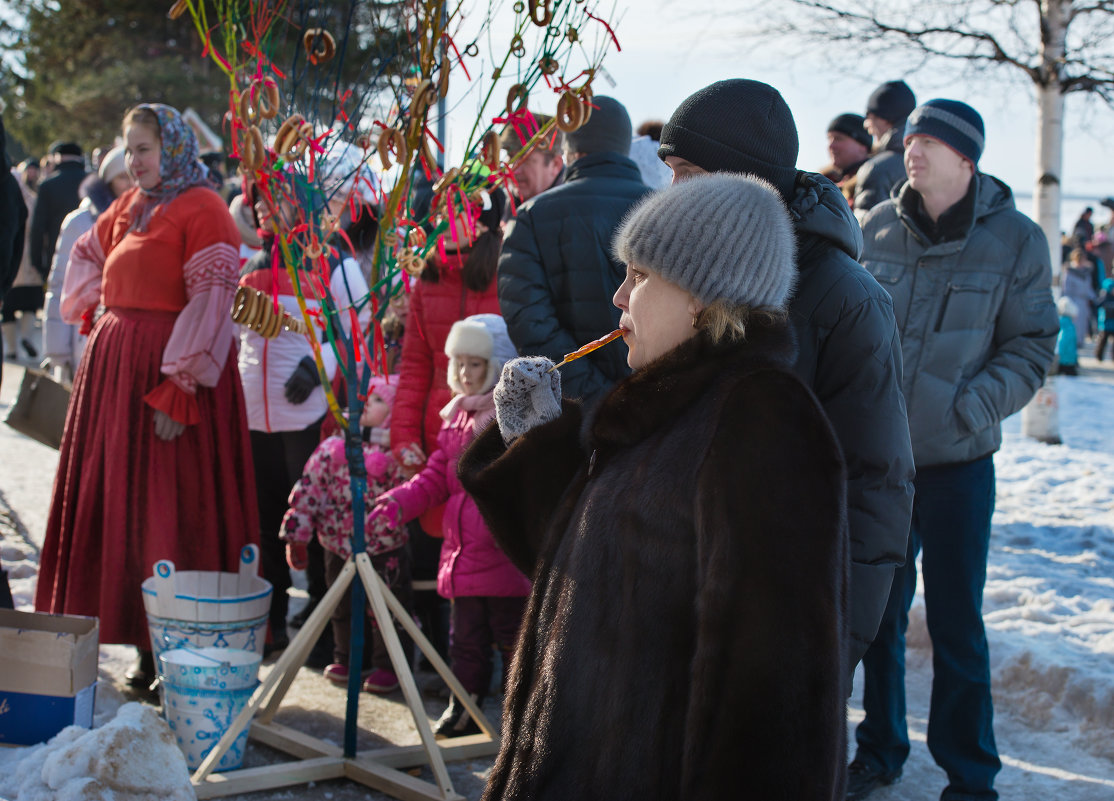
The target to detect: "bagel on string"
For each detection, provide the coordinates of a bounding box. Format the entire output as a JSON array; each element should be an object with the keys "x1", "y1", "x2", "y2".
[
  {"x1": 303, "y1": 28, "x2": 336, "y2": 65},
  {"x1": 230, "y1": 286, "x2": 308, "y2": 338},
  {"x1": 408, "y1": 227, "x2": 428, "y2": 248},
  {"x1": 505, "y1": 83, "x2": 528, "y2": 116},
  {"x1": 168, "y1": 0, "x2": 189, "y2": 20},
  {"x1": 273, "y1": 114, "x2": 306, "y2": 160},
  {"x1": 238, "y1": 88, "x2": 262, "y2": 126},
  {"x1": 432, "y1": 166, "x2": 460, "y2": 196},
  {"x1": 397, "y1": 249, "x2": 427, "y2": 277},
  {"x1": 258, "y1": 79, "x2": 280, "y2": 120},
  {"x1": 528, "y1": 0, "x2": 553, "y2": 26},
  {"x1": 556, "y1": 91, "x2": 585, "y2": 132},
  {"x1": 538, "y1": 55, "x2": 559, "y2": 76},
  {"x1": 377, "y1": 127, "x2": 408, "y2": 171},
  {"x1": 437, "y1": 58, "x2": 451, "y2": 99},
  {"x1": 481, "y1": 130, "x2": 501, "y2": 172},
  {"x1": 239, "y1": 125, "x2": 265, "y2": 171},
  {"x1": 579, "y1": 84, "x2": 594, "y2": 125},
  {"x1": 409, "y1": 79, "x2": 436, "y2": 138}
]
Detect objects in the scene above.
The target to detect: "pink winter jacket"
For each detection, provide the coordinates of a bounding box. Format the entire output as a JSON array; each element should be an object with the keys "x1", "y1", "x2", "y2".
[{"x1": 383, "y1": 395, "x2": 531, "y2": 600}]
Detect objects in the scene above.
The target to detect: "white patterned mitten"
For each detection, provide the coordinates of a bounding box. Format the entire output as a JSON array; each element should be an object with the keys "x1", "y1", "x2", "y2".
[{"x1": 494, "y1": 357, "x2": 563, "y2": 444}]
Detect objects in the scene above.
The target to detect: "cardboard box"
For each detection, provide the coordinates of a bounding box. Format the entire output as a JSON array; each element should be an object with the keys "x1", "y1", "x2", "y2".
[{"x1": 0, "y1": 609, "x2": 98, "y2": 746}]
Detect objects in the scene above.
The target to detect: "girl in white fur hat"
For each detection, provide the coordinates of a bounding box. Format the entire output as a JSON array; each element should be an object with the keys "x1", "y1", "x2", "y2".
[{"x1": 370, "y1": 313, "x2": 530, "y2": 738}]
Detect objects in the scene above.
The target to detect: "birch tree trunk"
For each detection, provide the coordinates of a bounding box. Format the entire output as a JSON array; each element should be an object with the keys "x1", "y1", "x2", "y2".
[{"x1": 1034, "y1": 0, "x2": 1067, "y2": 273}]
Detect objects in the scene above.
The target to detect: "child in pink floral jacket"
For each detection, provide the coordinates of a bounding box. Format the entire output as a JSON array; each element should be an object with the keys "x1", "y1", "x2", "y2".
[{"x1": 280, "y1": 375, "x2": 412, "y2": 693}]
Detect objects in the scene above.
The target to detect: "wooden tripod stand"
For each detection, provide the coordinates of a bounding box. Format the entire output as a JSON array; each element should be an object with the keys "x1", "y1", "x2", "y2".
[{"x1": 189, "y1": 552, "x2": 500, "y2": 800}]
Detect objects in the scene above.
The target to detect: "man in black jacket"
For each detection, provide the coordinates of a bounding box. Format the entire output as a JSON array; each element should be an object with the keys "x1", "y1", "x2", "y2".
[
  {"x1": 29, "y1": 141, "x2": 86, "y2": 281},
  {"x1": 854, "y1": 80, "x2": 916, "y2": 221},
  {"x1": 1, "y1": 114, "x2": 28, "y2": 605},
  {"x1": 0, "y1": 114, "x2": 28, "y2": 380},
  {"x1": 657, "y1": 79, "x2": 915, "y2": 683},
  {"x1": 498, "y1": 96, "x2": 650, "y2": 404}
]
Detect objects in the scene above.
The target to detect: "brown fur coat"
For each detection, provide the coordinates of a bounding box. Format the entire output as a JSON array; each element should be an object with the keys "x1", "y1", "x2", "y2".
[{"x1": 460, "y1": 319, "x2": 849, "y2": 801}]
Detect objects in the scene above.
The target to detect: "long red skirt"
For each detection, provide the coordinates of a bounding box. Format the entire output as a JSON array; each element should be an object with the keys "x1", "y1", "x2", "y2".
[{"x1": 34, "y1": 308, "x2": 259, "y2": 647}]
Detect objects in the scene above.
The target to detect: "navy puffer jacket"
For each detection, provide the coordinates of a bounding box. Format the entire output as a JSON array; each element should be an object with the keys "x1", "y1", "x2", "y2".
[
  {"x1": 497, "y1": 151, "x2": 651, "y2": 405},
  {"x1": 788, "y1": 171, "x2": 915, "y2": 675}
]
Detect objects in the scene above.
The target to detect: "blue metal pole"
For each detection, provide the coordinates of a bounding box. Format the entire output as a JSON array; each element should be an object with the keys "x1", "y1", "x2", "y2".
[{"x1": 342, "y1": 335, "x2": 369, "y2": 759}]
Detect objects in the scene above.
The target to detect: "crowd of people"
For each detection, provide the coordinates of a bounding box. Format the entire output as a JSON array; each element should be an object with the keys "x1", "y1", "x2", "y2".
[{"x1": 1, "y1": 70, "x2": 1090, "y2": 801}]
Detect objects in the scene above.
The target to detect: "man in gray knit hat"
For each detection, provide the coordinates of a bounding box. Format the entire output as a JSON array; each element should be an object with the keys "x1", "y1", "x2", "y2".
[
  {"x1": 658, "y1": 79, "x2": 915, "y2": 689},
  {"x1": 498, "y1": 96, "x2": 650, "y2": 405}
]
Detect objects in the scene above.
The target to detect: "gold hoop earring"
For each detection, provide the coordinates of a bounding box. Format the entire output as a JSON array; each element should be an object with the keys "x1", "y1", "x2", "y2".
[{"x1": 692, "y1": 313, "x2": 699, "y2": 329}]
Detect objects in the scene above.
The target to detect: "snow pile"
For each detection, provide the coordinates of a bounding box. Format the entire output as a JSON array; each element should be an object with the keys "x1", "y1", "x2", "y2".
[
  {"x1": 0, "y1": 702, "x2": 195, "y2": 801},
  {"x1": 1, "y1": 538, "x2": 37, "y2": 610},
  {"x1": 852, "y1": 371, "x2": 1114, "y2": 767},
  {"x1": 985, "y1": 376, "x2": 1114, "y2": 760}
]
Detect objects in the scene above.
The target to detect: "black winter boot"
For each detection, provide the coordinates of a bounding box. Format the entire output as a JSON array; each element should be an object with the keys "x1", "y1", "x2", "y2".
[{"x1": 433, "y1": 693, "x2": 482, "y2": 739}]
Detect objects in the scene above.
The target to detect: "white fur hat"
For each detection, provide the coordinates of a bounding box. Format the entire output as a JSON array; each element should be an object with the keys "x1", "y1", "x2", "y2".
[
  {"x1": 445, "y1": 314, "x2": 518, "y2": 395},
  {"x1": 98, "y1": 145, "x2": 127, "y2": 184}
]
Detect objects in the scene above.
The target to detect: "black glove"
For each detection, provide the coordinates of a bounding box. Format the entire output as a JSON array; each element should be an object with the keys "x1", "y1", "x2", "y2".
[{"x1": 284, "y1": 356, "x2": 321, "y2": 405}]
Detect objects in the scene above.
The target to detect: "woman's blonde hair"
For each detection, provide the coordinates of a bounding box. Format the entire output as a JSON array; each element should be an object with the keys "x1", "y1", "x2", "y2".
[
  {"x1": 696, "y1": 299, "x2": 786, "y2": 345},
  {"x1": 123, "y1": 106, "x2": 160, "y2": 138}
]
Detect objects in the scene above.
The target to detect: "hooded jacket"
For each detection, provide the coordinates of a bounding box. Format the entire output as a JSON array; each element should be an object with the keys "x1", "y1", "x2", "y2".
[
  {"x1": 854, "y1": 124, "x2": 907, "y2": 217},
  {"x1": 861, "y1": 173, "x2": 1058, "y2": 467},
  {"x1": 497, "y1": 151, "x2": 651, "y2": 405},
  {"x1": 460, "y1": 321, "x2": 848, "y2": 801},
  {"x1": 787, "y1": 171, "x2": 915, "y2": 672}
]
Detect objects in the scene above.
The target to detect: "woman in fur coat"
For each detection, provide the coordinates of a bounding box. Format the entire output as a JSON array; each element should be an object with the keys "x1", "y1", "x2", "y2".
[{"x1": 459, "y1": 173, "x2": 849, "y2": 801}]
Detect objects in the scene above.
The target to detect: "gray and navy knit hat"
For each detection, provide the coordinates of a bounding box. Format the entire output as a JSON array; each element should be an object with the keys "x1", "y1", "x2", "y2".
[
  {"x1": 657, "y1": 79, "x2": 799, "y2": 200},
  {"x1": 904, "y1": 99, "x2": 985, "y2": 166},
  {"x1": 612, "y1": 173, "x2": 797, "y2": 310}
]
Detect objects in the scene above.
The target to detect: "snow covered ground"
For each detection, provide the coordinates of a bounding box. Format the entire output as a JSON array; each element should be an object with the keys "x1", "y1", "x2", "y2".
[{"x1": 1, "y1": 355, "x2": 1113, "y2": 800}]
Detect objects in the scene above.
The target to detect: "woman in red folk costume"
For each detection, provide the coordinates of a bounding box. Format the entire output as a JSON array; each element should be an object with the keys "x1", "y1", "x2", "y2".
[{"x1": 35, "y1": 104, "x2": 258, "y2": 688}]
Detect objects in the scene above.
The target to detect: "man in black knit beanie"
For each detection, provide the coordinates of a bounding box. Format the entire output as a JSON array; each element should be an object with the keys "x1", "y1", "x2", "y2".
[{"x1": 658, "y1": 78, "x2": 915, "y2": 692}]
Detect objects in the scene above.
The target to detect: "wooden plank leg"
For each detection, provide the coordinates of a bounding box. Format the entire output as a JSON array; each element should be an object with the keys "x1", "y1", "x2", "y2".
[
  {"x1": 345, "y1": 757, "x2": 466, "y2": 801},
  {"x1": 356, "y1": 553, "x2": 456, "y2": 799},
  {"x1": 249, "y1": 720, "x2": 342, "y2": 759},
  {"x1": 191, "y1": 562, "x2": 355, "y2": 783},
  {"x1": 193, "y1": 756, "x2": 346, "y2": 799},
  {"x1": 358, "y1": 735, "x2": 500, "y2": 768},
  {"x1": 374, "y1": 560, "x2": 498, "y2": 739},
  {"x1": 256, "y1": 560, "x2": 356, "y2": 723}
]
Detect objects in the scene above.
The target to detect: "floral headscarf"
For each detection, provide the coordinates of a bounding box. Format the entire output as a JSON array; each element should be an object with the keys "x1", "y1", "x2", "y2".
[{"x1": 129, "y1": 103, "x2": 211, "y2": 231}]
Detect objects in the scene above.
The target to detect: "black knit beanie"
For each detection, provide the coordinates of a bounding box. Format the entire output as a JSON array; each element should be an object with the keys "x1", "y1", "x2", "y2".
[
  {"x1": 827, "y1": 113, "x2": 872, "y2": 151},
  {"x1": 865, "y1": 80, "x2": 916, "y2": 124},
  {"x1": 657, "y1": 79, "x2": 799, "y2": 200},
  {"x1": 562, "y1": 96, "x2": 632, "y2": 157}
]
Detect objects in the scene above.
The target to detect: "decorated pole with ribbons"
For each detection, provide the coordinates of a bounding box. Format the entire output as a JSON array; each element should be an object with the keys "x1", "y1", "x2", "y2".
[{"x1": 176, "y1": 0, "x2": 622, "y2": 793}]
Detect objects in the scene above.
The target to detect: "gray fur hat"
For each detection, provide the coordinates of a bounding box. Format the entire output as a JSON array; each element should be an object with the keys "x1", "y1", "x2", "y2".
[{"x1": 613, "y1": 173, "x2": 797, "y2": 309}]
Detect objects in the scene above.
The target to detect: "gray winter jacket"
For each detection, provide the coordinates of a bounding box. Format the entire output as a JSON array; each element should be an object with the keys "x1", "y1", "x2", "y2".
[
  {"x1": 861, "y1": 174, "x2": 1058, "y2": 468},
  {"x1": 854, "y1": 125, "x2": 907, "y2": 219},
  {"x1": 786, "y1": 172, "x2": 914, "y2": 676}
]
